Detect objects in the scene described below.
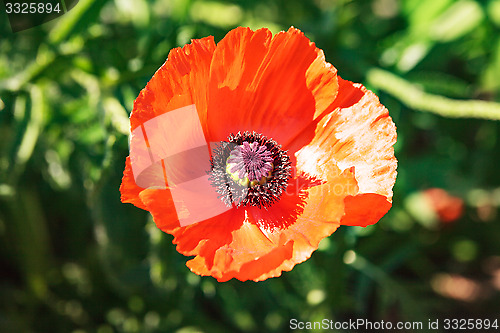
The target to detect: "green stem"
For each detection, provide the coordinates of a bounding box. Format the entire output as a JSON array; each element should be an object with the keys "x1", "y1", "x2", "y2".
[{"x1": 366, "y1": 68, "x2": 500, "y2": 120}]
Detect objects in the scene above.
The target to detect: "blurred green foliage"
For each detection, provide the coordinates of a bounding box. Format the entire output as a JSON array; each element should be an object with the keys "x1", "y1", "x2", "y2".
[{"x1": 1, "y1": 0, "x2": 500, "y2": 332}]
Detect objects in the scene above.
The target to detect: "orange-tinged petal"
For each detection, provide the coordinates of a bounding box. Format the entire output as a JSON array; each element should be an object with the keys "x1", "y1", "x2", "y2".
[
  {"x1": 328, "y1": 78, "x2": 397, "y2": 199},
  {"x1": 238, "y1": 167, "x2": 356, "y2": 281},
  {"x1": 122, "y1": 37, "x2": 217, "y2": 217},
  {"x1": 120, "y1": 157, "x2": 148, "y2": 210},
  {"x1": 341, "y1": 193, "x2": 392, "y2": 227},
  {"x1": 139, "y1": 188, "x2": 180, "y2": 233},
  {"x1": 212, "y1": 239, "x2": 295, "y2": 282},
  {"x1": 294, "y1": 79, "x2": 396, "y2": 192},
  {"x1": 207, "y1": 27, "x2": 339, "y2": 147},
  {"x1": 184, "y1": 167, "x2": 358, "y2": 282},
  {"x1": 291, "y1": 78, "x2": 396, "y2": 228},
  {"x1": 139, "y1": 186, "x2": 246, "y2": 254},
  {"x1": 172, "y1": 207, "x2": 243, "y2": 261},
  {"x1": 130, "y1": 36, "x2": 216, "y2": 138}
]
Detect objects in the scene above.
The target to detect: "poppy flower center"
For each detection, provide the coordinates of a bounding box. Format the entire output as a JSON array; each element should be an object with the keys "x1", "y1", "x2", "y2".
[
  {"x1": 226, "y1": 141, "x2": 274, "y2": 187},
  {"x1": 209, "y1": 132, "x2": 291, "y2": 208}
]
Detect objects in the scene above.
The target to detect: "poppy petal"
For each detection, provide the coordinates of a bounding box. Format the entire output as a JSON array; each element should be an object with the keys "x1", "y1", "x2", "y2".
[
  {"x1": 331, "y1": 78, "x2": 397, "y2": 198},
  {"x1": 240, "y1": 167, "x2": 358, "y2": 281},
  {"x1": 120, "y1": 157, "x2": 148, "y2": 210},
  {"x1": 130, "y1": 36, "x2": 216, "y2": 137},
  {"x1": 292, "y1": 78, "x2": 397, "y2": 227},
  {"x1": 138, "y1": 188, "x2": 179, "y2": 232},
  {"x1": 122, "y1": 37, "x2": 219, "y2": 221},
  {"x1": 207, "y1": 27, "x2": 339, "y2": 147},
  {"x1": 341, "y1": 193, "x2": 392, "y2": 227},
  {"x1": 185, "y1": 167, "x2": 358, "y2": 282}
]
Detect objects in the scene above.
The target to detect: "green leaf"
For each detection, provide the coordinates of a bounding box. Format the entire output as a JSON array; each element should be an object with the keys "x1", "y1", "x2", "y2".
[{"x1": 430, "y1": 0, "x2": 484, "y2": 42}]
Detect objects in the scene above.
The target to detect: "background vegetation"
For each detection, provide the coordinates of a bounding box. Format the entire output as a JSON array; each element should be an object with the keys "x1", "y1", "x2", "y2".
[{"x1": 1, "y1": 0, "x2": 500, "y2": 332}]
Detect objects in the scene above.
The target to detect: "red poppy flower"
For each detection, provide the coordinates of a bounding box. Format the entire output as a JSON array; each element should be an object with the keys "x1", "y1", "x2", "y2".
[
  {"x1": 423, "y1": 188, "x2": 464, "y2": 223},
  {"x1": 120, "y1": 27, "x2": 397, "y2": 282}
]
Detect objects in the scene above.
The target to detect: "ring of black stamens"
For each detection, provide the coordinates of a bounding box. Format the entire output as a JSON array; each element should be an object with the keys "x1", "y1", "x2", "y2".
[{"x1": 209, "y1": 131, "x2": 291, "y2": 208}]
